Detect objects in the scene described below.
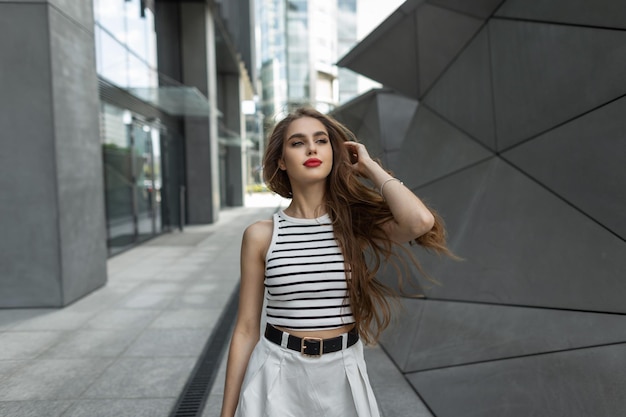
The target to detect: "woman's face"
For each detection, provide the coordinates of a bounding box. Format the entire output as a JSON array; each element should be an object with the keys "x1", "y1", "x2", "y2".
[{"x1": 279, "y1": 117, "x2": 334, "y2": 184}]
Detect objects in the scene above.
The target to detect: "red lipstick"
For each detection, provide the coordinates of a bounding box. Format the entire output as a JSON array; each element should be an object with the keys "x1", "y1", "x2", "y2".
[{"x1": 304, "y1": 158, "x2": 322, "y2": 167}]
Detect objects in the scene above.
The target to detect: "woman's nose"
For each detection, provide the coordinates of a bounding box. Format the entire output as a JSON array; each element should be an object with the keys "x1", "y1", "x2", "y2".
[{"x1": 307, "y1": 142, "x2": 317, "y2": 154}]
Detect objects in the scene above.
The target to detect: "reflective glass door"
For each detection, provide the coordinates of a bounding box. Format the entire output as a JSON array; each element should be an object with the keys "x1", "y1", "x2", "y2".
[
  {"x1": 133, "y1": 123, "x2": 154, "y2": 241},
  {"x1": 102, "y1": 104, "x2": 163, "y2": 255}
]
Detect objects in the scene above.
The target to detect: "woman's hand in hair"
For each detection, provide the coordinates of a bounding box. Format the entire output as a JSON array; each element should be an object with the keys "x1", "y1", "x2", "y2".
[
  {"x1": 344, "y1": 141, "x2": 435, "y2": 242},
  {"x1": 344, "y1": 141, "x2": 378, "y2": 178}
]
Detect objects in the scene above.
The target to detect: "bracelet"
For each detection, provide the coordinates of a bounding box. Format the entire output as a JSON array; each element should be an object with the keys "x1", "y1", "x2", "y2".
[{"x1": 379, "y1": 177, "x2": 403, "y2": 200}]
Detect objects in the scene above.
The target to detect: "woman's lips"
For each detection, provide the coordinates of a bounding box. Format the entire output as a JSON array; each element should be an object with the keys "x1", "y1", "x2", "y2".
[{"x1": 304, "y1": 159, "x2": 322, "y2": 167}]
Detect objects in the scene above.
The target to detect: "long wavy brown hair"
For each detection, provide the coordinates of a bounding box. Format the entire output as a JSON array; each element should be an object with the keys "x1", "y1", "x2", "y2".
[{"x1": 263, "y1": 107, "x2": 453, "y2": 344}]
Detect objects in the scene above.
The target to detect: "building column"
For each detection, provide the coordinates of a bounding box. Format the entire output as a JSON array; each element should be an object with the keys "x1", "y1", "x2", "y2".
[
  {"x1": 0, "y1": 1, "x2": 107, "y2": 307},
  {"x1": 180, "y1": 3, "x2": 220, "y2": 223},
  {"x1": 220, "y1": 73, "x2": 246, "y2": 207}
]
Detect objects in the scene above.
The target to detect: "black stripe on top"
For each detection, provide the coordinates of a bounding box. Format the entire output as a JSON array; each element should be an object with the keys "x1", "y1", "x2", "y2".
[
  {"x1": 271, "y1": 244, "x2": 339, "y2": 254},
  {"x1": 278, "y1": 223, "x2": 332, "y2": 228},
  {"x1": 267, "y1": 288, "x2": 349, "y2": 297},
  {"x1": 266, "y1": 312, "x2": 354, "y2": 320},
  {"x1": 277, "y1": 230, "x2": 332, "y2": 237},
  {"x1": 265, "y1": 279, "x2": 347, "y2": 289},
  {"x1": 266, "y1": 259, "x2": 344, "y2": 271},
  {"x1": 267, "y1": 251, "x2": 342, "y2": 262},
  {"x1": 275, "y1": 237, "x2": 337, "y2": 245},
  {"x1": 265, "y1": 269, "x2": 346, "y2": 280},
  {"x1": 277, "y1": 322, "x2": 356, "y2": 330}
]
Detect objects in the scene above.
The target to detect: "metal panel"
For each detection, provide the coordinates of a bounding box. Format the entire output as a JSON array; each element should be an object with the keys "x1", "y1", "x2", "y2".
[
  {"x1": 490, "y1": 19, "x2": 626, "y2": 150},
  {"x1": 408, "y1": 344, "x2": 626, "y2": 417},
  {"x1": 496, "y1": 0, "x2": 626, "y2": 30},
  {"x1": 338, "y1": 12, "x2": 420, "y2": 97},
  {"x1": 412, "y1": 158, "x2": 626, "y2": 312},
  {"x1": 424, "y1": 27, "x2": 496, "y2": 149},
  {"x1": 427, "y1": 0, "x2": 504, "y2": 19},
  {"x1": 382, "y1": 298, "x2": 626, "y2": 372},
  {"x1": 416, "y1": 4, "x2": 483, "y2": 95},
  {"x1": 391, "y1": 107, "x2": 493, "y2": 189},
  {"x1": 378, "y1": 298, "x2": 425, "y2": 371},
  {"x1": 332, "y1": 90, "x2": 378, "y2": 139},
  {"x1": 503, "y1": 96, "x2": 626, "y2": 240},
  {"x1": 355, "y1": 96, "x2": 382, "y2": 159},
  {"x1": 376, "y1": 93, "x2": 419, "y2": 151}
]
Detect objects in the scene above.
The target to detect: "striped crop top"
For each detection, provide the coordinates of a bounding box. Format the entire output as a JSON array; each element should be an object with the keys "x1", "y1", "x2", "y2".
[{"x1": 264, "y1": 210, "x2": 355, "y2": 331}]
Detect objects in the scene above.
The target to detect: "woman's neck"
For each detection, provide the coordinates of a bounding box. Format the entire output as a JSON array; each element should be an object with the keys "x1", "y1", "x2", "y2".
[{"x1": 284, "y1": 183, "x2": 326, "y2": 219}]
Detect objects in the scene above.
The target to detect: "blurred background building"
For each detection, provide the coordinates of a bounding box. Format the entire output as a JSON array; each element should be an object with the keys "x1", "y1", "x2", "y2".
[
  {"x1": 256, "y1": 0, "x2": 340, "y2": 128},
  {"x1": 255, "y1": 0, "x2": 401, "y2": 131},
  {"x1": 0, "y1": 0, "x2": 256, "y2": 307}
]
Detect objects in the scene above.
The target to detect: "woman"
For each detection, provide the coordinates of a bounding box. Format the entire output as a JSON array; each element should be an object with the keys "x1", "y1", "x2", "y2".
[{"x1": 220, "y1": 107, "x2": 451, "y2": 417}]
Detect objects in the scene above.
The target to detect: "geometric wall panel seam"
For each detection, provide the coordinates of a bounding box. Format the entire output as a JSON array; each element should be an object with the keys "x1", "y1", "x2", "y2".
[
  {"x1": 331, "y1": 90, "x2": 381, "y2": 162},
  {"x1": 416, "y1": 4, "x2": 484, "y2": 97},
  {"x1": 338, "y1": 11, "x2": 420, "y2": 98},
  {"x1": 427, "y1": 0, "x2": 505, "y2": 20},
  {"x1": 358, "y1": 96, "x2": 383, "y2": 158},
  {"x1": 423, "y1": 25, "x2": 496, "y2": 150},
  {"x1": 390, "y1": 106, "x2": 493, "y2": 190},
  {"x1": 364, "y1": 346, "x2": 435, "y2": 417},
  {"x1": 332, "y1": 90, "x2": 379, "y2": 140},
  {"x1": 406, "y1": 343, "x2": 626, "y2": 417},
  {"x1": 375, "y1": 92, "x2": 419, "y2": 152},
  {"x1": 407, "y1": 158, "x2": 626, "y2": 312},
  {"x1": 380, "y1": 298, "x2": 626, "y2": 373},
  {"x1": 378, "y1": 298, "x2": 425, "y2": 372},
  {"x1": 496, "y1": 0, "x2": 626, "y2": 31},
  {"x1": 501, "y1": 95, "x2": 626, "y2": 240},
  {"x1": 490, "y1": 19, "x2": 626, "y2": 150}
]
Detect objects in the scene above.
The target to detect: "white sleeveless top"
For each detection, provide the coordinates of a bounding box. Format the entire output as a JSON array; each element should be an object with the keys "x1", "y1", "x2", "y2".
[{"x1": 264, "y1": 210, "x2": 356, "y2": 330}]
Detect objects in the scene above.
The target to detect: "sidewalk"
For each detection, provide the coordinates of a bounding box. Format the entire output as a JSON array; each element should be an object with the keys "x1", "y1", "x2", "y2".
[{"x1": 0, "y1": 193, "x2": 430, "y2": 417}]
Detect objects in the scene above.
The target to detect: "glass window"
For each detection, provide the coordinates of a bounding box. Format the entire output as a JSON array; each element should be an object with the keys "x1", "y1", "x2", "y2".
[
  {"x1": 124, "y1": 0, "x2": 157, "y2": 68},
  {"x1": 97, "y1": 26, "x2": 130, "y2": 87},
  {"x1": 94, "y1": 0, "x2": 158, "y2": 89},
  {"x1": 94, "y1": 0, "x2": 126, "y2": 40}
]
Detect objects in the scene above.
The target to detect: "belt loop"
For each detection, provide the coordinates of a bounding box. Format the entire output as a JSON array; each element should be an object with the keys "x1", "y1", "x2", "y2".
[
  {"x1": 280, "y1": 330, "x2": 289, "y2": 348},
  {"x1": 341, "y1": 333, "x2": 348, "y2": 350}
]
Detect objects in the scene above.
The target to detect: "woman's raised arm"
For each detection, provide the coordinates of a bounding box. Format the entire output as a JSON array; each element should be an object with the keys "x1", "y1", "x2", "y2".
[{"x1": 344, "y1": 141, "x2": 435, "y2": 243}]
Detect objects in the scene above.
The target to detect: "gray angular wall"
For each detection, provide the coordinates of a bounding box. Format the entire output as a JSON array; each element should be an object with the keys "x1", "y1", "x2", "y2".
[{"x1": 335, "y1": 1, "x2": 626, "y2": 415}]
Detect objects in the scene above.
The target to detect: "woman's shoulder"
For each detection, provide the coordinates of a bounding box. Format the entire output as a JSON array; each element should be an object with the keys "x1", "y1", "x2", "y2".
[
  {"x1": 242, "y1": 218, "x2": 274, "y2": 247},
  {"x1": 242, "y1": 218, "x2": 274, "y2": 261}
]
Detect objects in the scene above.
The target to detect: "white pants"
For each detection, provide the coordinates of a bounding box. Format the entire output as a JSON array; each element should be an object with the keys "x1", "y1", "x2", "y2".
[{"x1": 235, "y1": 335, "x2": 380, "y2": 417}]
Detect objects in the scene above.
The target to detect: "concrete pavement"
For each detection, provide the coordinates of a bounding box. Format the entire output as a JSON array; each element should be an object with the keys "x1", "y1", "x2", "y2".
[{"x1": 0, "y1": 193, "x2": 430, "y2": 417}]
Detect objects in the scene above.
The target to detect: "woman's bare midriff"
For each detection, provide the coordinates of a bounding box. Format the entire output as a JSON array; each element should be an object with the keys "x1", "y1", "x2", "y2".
[{"x1": 274, "y1": 324, "x2": 355, "y2": 339}]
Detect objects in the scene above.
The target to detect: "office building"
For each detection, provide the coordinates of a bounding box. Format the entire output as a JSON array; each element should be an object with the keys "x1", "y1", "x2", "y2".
[
  {"x1": 257, "y1": 0, "x2": 360, "y2": 130},
  {"x1": 0, "y1": 0, "x2": 255, "y2": 307}
]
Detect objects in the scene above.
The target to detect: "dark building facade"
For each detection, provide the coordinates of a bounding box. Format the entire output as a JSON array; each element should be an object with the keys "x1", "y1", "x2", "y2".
[
  {"x1": 0, "y1": 0, "x2": 255, "y2": 307},
  {"x1": 334, "y1": 0, "x2": 626, "y2": 415}
]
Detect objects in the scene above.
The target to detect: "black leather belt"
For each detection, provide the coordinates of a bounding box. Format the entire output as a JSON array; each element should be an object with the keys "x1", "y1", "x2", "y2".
[{"x1": 264, "y1": 324, "x2": 359, "y2": 357}]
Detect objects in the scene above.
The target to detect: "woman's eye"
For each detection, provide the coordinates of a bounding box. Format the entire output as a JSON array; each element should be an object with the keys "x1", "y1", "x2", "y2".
[
  {"x1": 291, "y1": 141, "x2": 303, "y2": 147},
  {"x1": 317, "y1": 138, "x2": 328, "y2": 144}
]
